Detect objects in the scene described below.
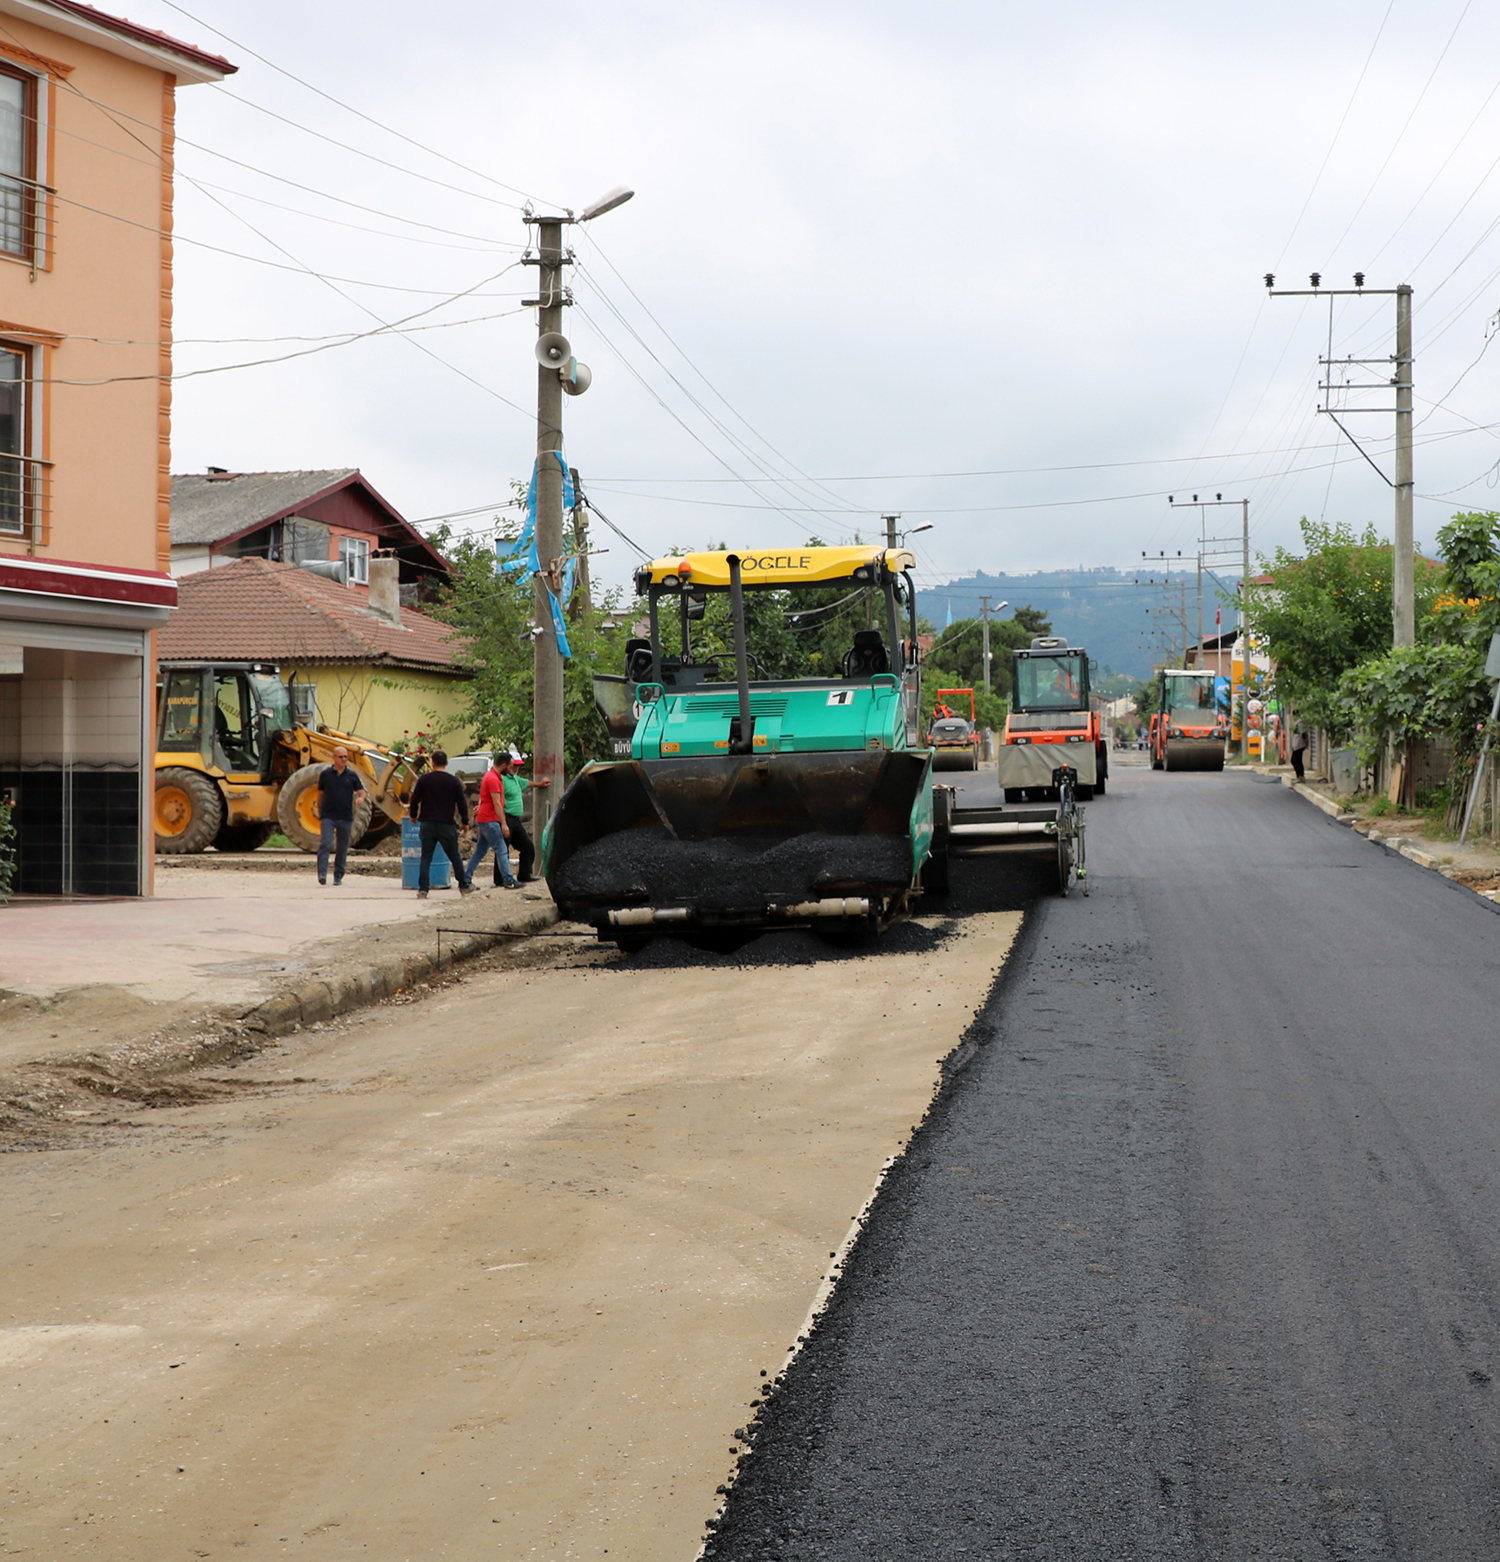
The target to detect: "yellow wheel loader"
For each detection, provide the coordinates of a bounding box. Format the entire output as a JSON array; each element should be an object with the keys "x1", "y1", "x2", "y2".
[{"x1": 153, "y1": 661, "x2": 424, "y2": 855}]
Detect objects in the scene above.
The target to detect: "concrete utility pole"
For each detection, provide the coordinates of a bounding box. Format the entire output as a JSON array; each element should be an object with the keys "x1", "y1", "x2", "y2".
[
  {"x1": 527, "y1": 214, "x2": 569, "y2": 838},
  {"x1": 1394, "y1": 284, "x2": 1414, "y2": 647},
  {"x1": 980, "y1": 596, "x2": 992, "y2": 693},
  {"x1": 883, "y1": 514, "x2": 900, "y2": 550},
  {"x1": 1267, "y1": 275, "x2": 1415, "y2": 647}
]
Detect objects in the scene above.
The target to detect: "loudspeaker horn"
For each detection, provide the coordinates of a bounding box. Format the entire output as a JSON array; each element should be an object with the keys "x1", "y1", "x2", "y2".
[
  {"x1": 535, "y1": 332, "x2": 572, "y2": 367},
  {"x1": 561, "y1": 360, "x2": 592, "y2": 396}
]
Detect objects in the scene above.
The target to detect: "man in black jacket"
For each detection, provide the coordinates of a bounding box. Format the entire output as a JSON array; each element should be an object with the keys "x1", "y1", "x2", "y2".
[{"x1": 407, "y1": 750, "x2": 474, "y2": 899}]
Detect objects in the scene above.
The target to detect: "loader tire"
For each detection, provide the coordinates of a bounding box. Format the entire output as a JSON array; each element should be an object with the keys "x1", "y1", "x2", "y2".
[
  {"x1": 212, "y1": 820, "x2": 276, "y2": 853},
  {"x1": 351, "y1": 814, "x2": 400, "y2": 850},
  {"x1": 277, "y1": 763, "x2": 373, "y2": 853},
  {"x1": 154, "y1": 767, "x2": 224, "y2": 855}
]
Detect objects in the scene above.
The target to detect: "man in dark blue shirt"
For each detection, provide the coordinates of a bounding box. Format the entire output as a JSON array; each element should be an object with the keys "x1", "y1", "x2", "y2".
[{"x1": 317, "y1": 746, "x2": 365, "y2": 886}]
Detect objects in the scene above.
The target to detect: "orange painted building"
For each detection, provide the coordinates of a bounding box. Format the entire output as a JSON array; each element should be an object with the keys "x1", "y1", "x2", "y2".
[{"x1": 0, "y1": 0, "x2": 231, "y2": 895}]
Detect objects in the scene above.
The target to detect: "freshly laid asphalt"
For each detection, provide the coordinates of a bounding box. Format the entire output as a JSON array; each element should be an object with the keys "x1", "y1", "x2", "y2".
[{"x1": 709, "y1": 759, "x2": 1500, "y2": 1561}]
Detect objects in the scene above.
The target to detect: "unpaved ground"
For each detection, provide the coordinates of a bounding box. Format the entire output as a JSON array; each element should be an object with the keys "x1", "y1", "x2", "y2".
[{"x1": 0, "y1": 906, "x2": 1020, "y2": 1561}]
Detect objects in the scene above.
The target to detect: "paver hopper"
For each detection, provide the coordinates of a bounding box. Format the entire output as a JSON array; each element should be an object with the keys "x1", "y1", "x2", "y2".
[{"x1": 545, "y1": 545, "x2": 935, "y2": 949}]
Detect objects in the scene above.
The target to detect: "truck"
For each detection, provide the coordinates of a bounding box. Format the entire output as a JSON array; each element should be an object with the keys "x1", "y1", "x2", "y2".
[
  {"x1": 153, "y1": 660, "x2": 425, "y2": 854},
  {"x1": 998, "y1": 637, "x2": 1107, "y2": 801},
  {"x1": 926, "y1": 687, "x2": 980, "y2": 771},
  {"x1": 1148, "y1": 668, "x2": 1228, "y2": 771},
  {"x1": 544, "y1": 545, "x2": 935, "y2": 951}
]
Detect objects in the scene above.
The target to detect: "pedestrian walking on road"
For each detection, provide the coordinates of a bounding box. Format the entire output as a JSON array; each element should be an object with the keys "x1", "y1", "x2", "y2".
[
  {"x1": 408, "y1": 749, "x2": 474, "y2": 899},
  {"x1": 501, "y1": 749, "x2": 550, "y2": 884},
  {"x1": 316, "y1": 745, "x2": 364, "y2": 887},
  {"x1": 1291, "y1": 726, "x2": 1308, "y2": 781},
  {"x1": 466, "y1": 752, "x2": 518, "y2": 888}
]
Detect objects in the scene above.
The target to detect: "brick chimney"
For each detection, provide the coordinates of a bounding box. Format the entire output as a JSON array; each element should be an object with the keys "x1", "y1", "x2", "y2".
[{"x1": 368, "y1": 552, "x2": 402, "y2": 625}]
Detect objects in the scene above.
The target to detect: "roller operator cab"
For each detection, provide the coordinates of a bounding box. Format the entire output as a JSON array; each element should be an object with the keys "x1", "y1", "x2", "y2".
[
  {"x1": 1149, "y1": 668, "x2": 1228, "y2": 771},
  {"x1": 545, "y1": 545, "x2": 936, "y2": 951},
  {"x1": 999, "y1": 637, "x2": 1108, "y2": 800}
]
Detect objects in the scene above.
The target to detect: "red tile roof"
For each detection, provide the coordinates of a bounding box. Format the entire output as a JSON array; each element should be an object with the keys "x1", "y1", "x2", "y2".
[
  {"x1": 17, "y1": 0, "x2": 237, "y2": 76},
  {"x1": 158, "y1": 558, "x2": 467, "y2": 673}
]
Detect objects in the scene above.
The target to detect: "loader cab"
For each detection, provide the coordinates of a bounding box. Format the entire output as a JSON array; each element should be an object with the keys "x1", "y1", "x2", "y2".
[
  {"x1": 1012, "y1": 638, "x2": 1090, "y2": 714},
  {"x1": 156, "y1": 662, "x2": 293, "y2": 780}
]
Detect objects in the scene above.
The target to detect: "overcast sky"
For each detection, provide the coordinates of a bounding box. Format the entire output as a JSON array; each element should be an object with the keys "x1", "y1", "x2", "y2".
[{"x1": 125, "y1": 0, "x2": 1500, "y2": 598}]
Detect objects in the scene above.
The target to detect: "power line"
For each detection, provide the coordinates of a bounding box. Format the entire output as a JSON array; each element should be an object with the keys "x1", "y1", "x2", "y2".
[{"x1": 153, "y1": 0, "x2": 560, "y2": 208}]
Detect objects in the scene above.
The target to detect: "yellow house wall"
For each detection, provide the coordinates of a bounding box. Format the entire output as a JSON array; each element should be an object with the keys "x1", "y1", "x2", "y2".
[
  {"x1": 0, "y1": 15, "x2": 176, "y2": 573},
  {"x1": 280, "y1": 665, "x2": 471, "y2": 754}
]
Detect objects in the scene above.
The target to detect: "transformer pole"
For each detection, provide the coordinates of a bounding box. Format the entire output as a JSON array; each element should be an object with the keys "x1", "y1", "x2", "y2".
[
  {"x1": 528, "y1": 214, "x2": 570, "y2": 837},
  {"x1": 1394, "y1": 284, "x2": 1414, "y2": 647}
]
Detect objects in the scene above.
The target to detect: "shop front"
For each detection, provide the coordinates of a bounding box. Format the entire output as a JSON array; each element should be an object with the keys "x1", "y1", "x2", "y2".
[{"x1": 0, "y1": 555, "x2": 174, "y2": 896}]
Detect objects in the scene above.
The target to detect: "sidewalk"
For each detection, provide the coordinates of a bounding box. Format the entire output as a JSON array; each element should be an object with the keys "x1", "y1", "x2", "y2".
[
  {"x1": 1251, "y1": 766, "x2": 1500, "y2": 902},
  {"x1": 0, "y1": 864, "x2": 558, "y2": 1099}
]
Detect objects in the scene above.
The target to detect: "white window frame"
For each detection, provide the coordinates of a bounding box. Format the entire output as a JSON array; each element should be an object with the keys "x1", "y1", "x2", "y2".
[{"x1": 339, "y1": 535, "x2": 370, "y2": 585}]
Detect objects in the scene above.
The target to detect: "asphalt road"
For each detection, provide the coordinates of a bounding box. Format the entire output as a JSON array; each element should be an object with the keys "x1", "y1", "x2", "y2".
[{"x1": 710, "y1": 759, "x2": 1500, "y2": 1561}]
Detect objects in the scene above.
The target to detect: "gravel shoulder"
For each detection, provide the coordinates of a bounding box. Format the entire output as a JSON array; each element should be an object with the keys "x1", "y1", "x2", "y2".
[{"x1": 0, "y1": 897, "x2": 1022, "y2": 1561}]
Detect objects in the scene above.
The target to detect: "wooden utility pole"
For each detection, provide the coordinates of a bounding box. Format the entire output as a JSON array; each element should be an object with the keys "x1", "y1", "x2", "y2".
[{"x1": 569, "y1": 466, "x2": 590, "y2": 620}]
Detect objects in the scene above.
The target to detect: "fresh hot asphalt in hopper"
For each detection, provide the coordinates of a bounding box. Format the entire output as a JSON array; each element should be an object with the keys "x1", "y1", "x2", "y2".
[{"x1": 706, "y1": 764, "x2": 1500, "y2": 1560}]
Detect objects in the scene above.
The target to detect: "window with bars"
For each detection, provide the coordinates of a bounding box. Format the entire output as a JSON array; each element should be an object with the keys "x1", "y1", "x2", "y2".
[
  {"x1": 0, "y1": 67, "x2": 42, "y2": 263},
  {"x1": 0, "y1": 344, "x2": 38, "y2": 539}
]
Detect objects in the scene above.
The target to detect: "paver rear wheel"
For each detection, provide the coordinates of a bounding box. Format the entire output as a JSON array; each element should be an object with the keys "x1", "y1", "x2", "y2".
[
  {"x1": 276, "y1": 763, "x2": 373, "y2": 853},
  {"x1": 154, "y1": 767, "x2": 224, "y2": 855}
]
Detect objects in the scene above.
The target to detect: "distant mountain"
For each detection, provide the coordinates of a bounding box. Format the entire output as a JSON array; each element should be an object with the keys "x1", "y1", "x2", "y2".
[{"x1": 918, "y1": 567, "x2": 1240, "y2": 682}]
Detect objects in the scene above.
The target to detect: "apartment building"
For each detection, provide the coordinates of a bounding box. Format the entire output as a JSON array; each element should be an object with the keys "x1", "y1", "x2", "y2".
[{"x1": 0, "y1": 0, "x2": 232, "y2": 895}]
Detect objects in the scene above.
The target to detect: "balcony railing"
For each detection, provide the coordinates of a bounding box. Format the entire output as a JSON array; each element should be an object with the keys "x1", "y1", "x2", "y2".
[
  {"x1": 0, "y1": 172, "x2": 55, "y2": 269},
  {"x1": 0, "y1": 456, "x2": 55, "y2": 546}
]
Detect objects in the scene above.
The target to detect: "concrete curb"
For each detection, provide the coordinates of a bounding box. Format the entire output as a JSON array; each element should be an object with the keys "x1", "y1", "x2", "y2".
[
  {"x1": 231, "y1": 900, "x2": 560, "y2": 1039},
  {"x1": 1282, "y1": 778, "x2": 1500, "y2": 907},
  {"x1": 1282, "y1": 776, "x2": 1355, "y2": 821}
]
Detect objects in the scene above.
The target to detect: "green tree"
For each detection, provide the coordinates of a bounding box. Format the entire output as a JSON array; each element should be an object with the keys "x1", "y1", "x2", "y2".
[
  {"x1": 1248, "y1": 517, "x2": 1442, "y2": 736},
  {"x1": 426, "y1": 522, "x2": 626, "y2": 772},
  {"x1": 1336, "y1": 512, "x2": 1500, "y2": 803}
]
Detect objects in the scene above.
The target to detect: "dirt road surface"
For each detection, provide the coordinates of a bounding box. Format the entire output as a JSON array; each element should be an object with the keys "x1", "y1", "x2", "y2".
[{"x1": 1, "y1": 904, "x2": 1018, "y2": 1560}]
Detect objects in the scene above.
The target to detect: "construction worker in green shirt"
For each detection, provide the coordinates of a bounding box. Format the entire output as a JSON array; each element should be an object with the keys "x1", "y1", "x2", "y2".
[{"x1": 500, "y1": 749, "x2": 551, "y2": 883}]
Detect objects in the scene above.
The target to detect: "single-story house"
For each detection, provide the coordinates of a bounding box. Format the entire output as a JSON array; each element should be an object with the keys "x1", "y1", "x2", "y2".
[{"x1": 156, "y1": 557, "x2": 471, "y2": 751}]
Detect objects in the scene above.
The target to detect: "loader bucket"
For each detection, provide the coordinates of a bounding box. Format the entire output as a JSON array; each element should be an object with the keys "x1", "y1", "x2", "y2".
[{"x1": 545, "y1": 750, "x2": 932, "y2": 929}]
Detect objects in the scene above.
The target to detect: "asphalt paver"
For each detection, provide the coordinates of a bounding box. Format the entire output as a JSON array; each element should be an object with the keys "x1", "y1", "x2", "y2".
[{"x1": 710, "y1": 761, "x2": 1500, "y2": 1561}]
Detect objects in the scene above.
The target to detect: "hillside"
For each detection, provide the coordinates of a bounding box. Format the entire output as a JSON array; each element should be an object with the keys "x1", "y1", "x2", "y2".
[{"x1": 917, "y1": 567, "x2": 1239, "y2": 681}]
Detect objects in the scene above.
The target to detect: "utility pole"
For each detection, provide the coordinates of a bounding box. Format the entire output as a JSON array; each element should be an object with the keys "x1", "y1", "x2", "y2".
[
  {"x1": 1267, "y1": 274, "x2": 1414, "y2": 647},
  {"x1": 883, "y1": 514, "x2": 900, "y2": 550},
  {"x1": 1394, "y1": 284, "x2": 1414, "y2": 646},
  {"x1": 569, "y1": 466, "x2": 590, "y2": 620},
  {"x1": 980, "y1": 596, "x2": 992, "y2": 693},
  {"x1": 526, "y1": 213, "x2": 569, "y2": 838}
]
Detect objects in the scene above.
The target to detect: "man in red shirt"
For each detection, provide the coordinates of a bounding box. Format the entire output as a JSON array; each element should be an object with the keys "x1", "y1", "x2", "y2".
[{"x1": 465, "y1": 752, "x2": 518, "y2": 888}]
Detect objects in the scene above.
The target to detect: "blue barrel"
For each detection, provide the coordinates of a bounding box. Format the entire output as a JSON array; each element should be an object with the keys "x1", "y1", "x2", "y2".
[{"x1": 401, "y1": 817, "x2": 452, "y2": 890}]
